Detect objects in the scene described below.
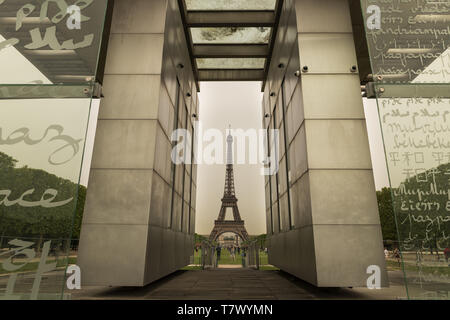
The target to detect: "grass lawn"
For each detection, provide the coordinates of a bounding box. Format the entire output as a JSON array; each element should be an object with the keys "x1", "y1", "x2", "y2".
[
  {"x1": 386, "y1": 259, "x2": 450, "y2": 277},
  {"x1": 217, "y1": 248, "x2": 242, "y2": 265},
  {"x1": 192, "y1": 248, "x2": 270, "y2": 266},
  {"x1": 181, "y1": 265, "x2": 202, "y2": 270},
  {"x1": 259, "y1": 265, "x2": 280, "y2": 271}
]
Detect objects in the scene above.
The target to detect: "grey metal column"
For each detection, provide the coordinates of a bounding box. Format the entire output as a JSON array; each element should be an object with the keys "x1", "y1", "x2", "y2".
[
  {"x1": 78, "y1": 0, "x2": 198, "y2": 286},
  {"x1": 264, "y1": 0, "x2": 388, "y2": 287},
  {"x1": 295, "y1": 0, "x2": 388, "y2": 287}
]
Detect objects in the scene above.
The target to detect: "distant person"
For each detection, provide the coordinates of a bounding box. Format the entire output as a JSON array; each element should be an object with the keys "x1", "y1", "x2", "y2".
[
  {"x1": 237, "y1": 247, "x2": 241, "y2": 254},
  {"x1": 444, "y1": 247, "x2": 450, "y2": 264},
  {"x1": 393, "y1": 248, "x2": 401, "y2": 265},
  {"x1": 241, "y1": 249, "x2": 247, "y2": 267},
  {"x1": 230, "y1": 247, "x2": 236, "y2": 261},
  {"x1": 216, "y1": 245, "x2": 222, "y2": 265},
  {"x1": 415, "y1": 249, "x2": 423, "y2": 265}
]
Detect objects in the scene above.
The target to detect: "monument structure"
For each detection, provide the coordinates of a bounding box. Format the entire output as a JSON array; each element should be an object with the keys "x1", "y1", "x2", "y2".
[
  {"x1": 209, "y1": 130, "x2": 249, "y2": 242},
  {"x1": 11, "y1": 0, "x2": 450, "y2": 298}
]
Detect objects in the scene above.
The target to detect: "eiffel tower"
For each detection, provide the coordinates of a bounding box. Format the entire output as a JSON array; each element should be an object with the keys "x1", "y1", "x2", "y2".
[{"x1": 209, "y1": 129, "x2": 249, "y2": 242}]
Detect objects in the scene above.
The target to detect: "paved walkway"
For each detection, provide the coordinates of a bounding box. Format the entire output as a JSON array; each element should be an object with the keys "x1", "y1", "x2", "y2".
[
  {"x1": 71, "y1": 269, "x2": 408, "y2": 300},
  {"x1": 217, "y1": 264, "x2": 242, "y2": 269}
]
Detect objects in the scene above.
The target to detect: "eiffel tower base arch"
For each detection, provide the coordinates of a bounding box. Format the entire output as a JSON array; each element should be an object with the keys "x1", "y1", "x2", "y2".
[{"x1": 209, "y1": 220, "x2": 249, "y2": 242}]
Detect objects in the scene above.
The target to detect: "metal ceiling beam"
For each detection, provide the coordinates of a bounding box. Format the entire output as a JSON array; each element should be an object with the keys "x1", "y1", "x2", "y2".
[
  {"x1": 179, "y1": 0, "x2": 283, "y2": 85},
  {"x1": 198, "y1": 69, "x2": 265, "y2": 81},
  {"x1": 178, "y1": 0, "x2": 200, "y2": 92},
  {"x1": 262, "y1": 0, "x2": 284, "y2": 91},
  {"x1": 187, "y1": 10, "x2": 275, "y2": 27},
  {"x1": 193, "y1": 44, "x2": 269, "y2": 58}
]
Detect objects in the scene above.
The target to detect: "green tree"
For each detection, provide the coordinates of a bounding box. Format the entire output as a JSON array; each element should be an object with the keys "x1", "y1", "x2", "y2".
[
  {"x1": 376, "y1": 187, "x2": 397, "y2": 241},
  {"x1": 0, "y1": 151, "x2": 87, "y2": 246},
  {"x1": 72, "y1": 185, "x2": 86, "y2": 239},
  {"x1": 194, "y1": 233, "x2": 207, "y2": 243},
  {"x1": 0, "y1": 152, "x2": 17, "y2": 170},
  {"x1": 255, "y1": 234, "x2": 267, "y2": 249}
]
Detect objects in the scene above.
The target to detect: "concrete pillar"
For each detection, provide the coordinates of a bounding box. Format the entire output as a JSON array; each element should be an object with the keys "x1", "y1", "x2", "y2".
[
  {"x1": 78, "y1": 0, "x2": 198, "y2": 286},
  {"x1": 264, "y1": 0, "x2": 387, "y2": 287}
]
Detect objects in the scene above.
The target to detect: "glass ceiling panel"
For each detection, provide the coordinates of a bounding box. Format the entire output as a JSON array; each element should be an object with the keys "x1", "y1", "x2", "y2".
[
  {"x1": 185, "y1": 0, "x2": 277, "y2": 11},
  {"x1": 191, "y1": 27, "x2": 271, "y2": 44},
  {"x1": 197, "y1": 58, "x2": 266, "y2": 69}
]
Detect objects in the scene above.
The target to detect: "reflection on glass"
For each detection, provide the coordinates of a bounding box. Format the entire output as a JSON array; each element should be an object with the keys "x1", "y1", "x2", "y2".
[
  {"x1": 0, "y1": 98, "x2": 92, "y2": 299},
  {"x1": 197, "y1": 58, "x2": 265, "y2": 69},
  {"x1": 191, "y1": 27, "x2": 271, "y2": 44},
  {"x1": 185, "y1": 0, "x2": 277, "y2": 11},
  {"x1": 375, "y1": 86, "x2": 450, "y2": 299},
  {"x1": 361, "y1": 0, "x2": 450, "y2": 300},
  {"x1": 0, "y1": 0, "x2": 107, "y2": 300}
]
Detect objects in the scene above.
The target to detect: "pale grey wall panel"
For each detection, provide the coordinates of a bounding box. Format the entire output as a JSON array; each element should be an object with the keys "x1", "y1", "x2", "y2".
[
  {"x1": 105, "y1": 34, "x2": 165, "y2": 75},
  {"x1": 90, "y1": 120, "x2": 157, "y2": 169},
  {"x1": 283, "y1": 37, "x2": 299, "y2": 106},
  {"x1": 83, "y1": 169, "x2": 153, "y2": 225},
  {"x1": 149, "y1": 171, "x2": 172, "y2": 228},
  {"x1": 297, "y1": 34, "x2": 358, "y2": 75},
  {"x1": 313, "y1": 225, "x2": 388, "y2": 287},
  {"x1": 153, "y1": 124, "x2": 173, "y2": 183},
  {"x1": 144, "y1": 226, "x2": 163, "y2": 283},
  {"x1": 309, "y1": 169, "x2": 381, "y2": 225},
  {"x1": 302, "y1": 75, "x2": 365, "y2": 119},
  {"x1": 78, "y1": 224, "x2": 149, "y2": 286},
  {"x1": 289, "y1": 172, "x2": 312, "y2": 229},
  {"x1": 79, "y1": 0, "x2": 196, "y2": 287},
  {"x1": 111, "y1": 0, "x2": 168, "y2": 34},
  {"x1": 286, "y1": 82, "x2": 304, "y2": 144},
  {"x1": 100, "y1": 75, "x2": 162, "y2": 119},
  {"x1": 304, "y1": 119, "x2": 373, "y2": 170},
  {"x1": 265, "y1": 0, "x2": 386, "y2": 288},
  {"x1": 161, "y1": 229, "x2": 176, "y2": 273},
  {"x1": 288, "y1": 123, "x2": 308, "y2": 183},
  {"x1": 158, "y1": 83, "x2": 176, "y2": 138},
  {"x1": 295, "y1": 0, "x2": 353, "y2": 33}
]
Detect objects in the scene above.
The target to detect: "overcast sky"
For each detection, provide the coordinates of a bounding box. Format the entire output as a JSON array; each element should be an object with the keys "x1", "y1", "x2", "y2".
[{"x1": 195, "y1": 82, "x2": 267, "y2": 236}]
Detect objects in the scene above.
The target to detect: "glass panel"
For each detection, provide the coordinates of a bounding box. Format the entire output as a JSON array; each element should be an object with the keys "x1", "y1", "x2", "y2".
[
  {"x1": 197, "y1": 58, "x2": 265, "y2": 69},
  {"x1": 185, "y1": 0, "x2": 277, "y2": 11},
  {"x1": 361, "y1": 0, "x2": 450, "y2": 84},
  {"x1": 373, "y1": 84, "x2": 450, "y2": 300},
  {"x1": 361, "y1": 0, "x2": 450, "y2": 300},
  {"x1": 191, "y1": 27, "x2": 271, "y2": 44},
  {"x1": 0, "y1": 0, "x2": 108, "y2": 300},
  {"x1": 0, "y1": 0, "x2": 109, "y2": 85},
  {"x1": 0, "y1": 97, "x2": 93, "y2": 299}
]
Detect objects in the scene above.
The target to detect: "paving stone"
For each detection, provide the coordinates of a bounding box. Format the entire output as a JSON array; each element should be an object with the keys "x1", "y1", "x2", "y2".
[{"x1": 73, "y1": 269, "x2": 405, "y2": 300}]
